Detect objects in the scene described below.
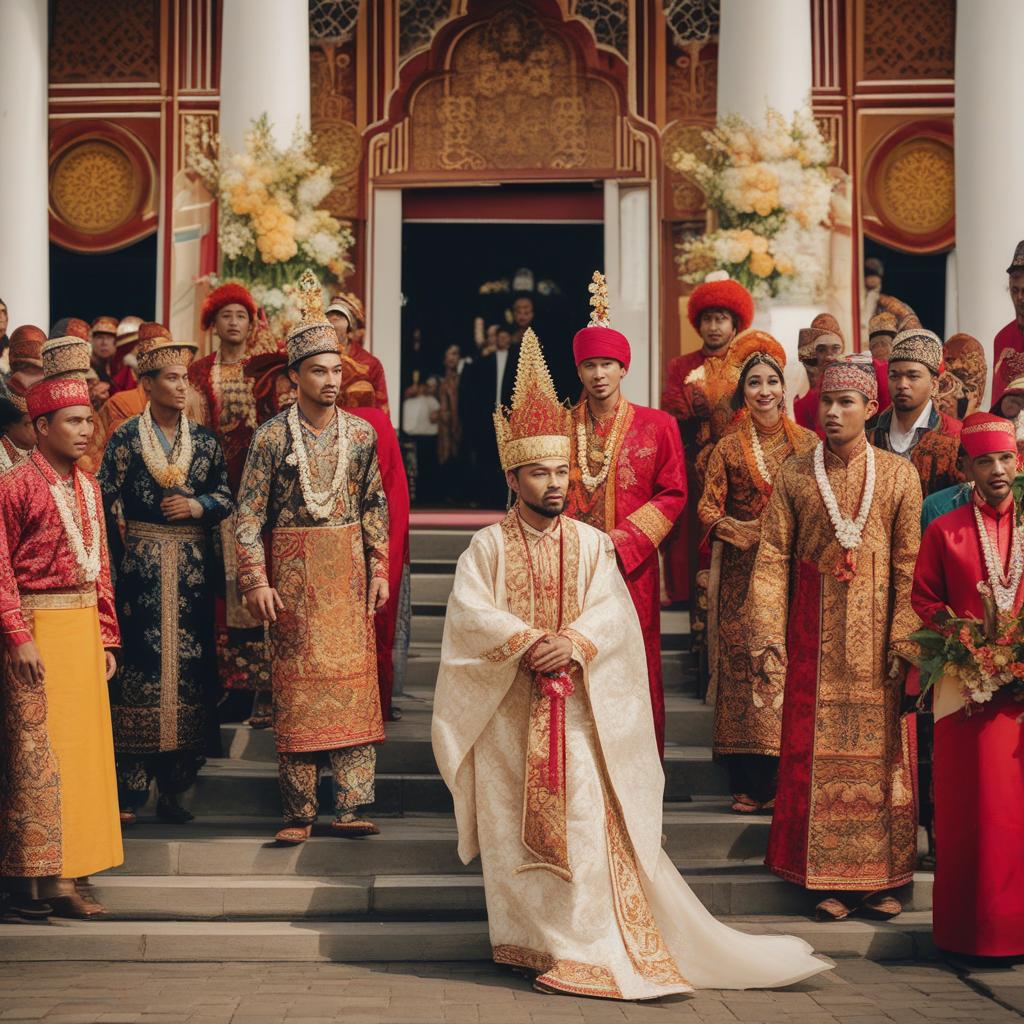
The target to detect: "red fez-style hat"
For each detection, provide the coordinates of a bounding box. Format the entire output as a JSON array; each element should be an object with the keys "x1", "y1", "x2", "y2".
[
  {"x1": 572, "y1": 325, "x2": 631, "y2": 370},
  {"x1": 201, "y1": 282, "x2": 256, "y2": 331},
  {"x1": 961, "y1": 412, "x2": 1017, "y2": 459},
  {"x1": 687, "y1": 273, "x2": 755, "y2": 334},
  {"x1": 26, "y1": 377, "x2": 91, "y2": 419},
  {"x1": 51, "y1": 318, "x2": 90, "y2": 342},
  {"x1": 8, "y1": 325, "x2": 45, "y2": 369},
  {"x1": 572, "y1": 270, "x2": 631, "y2": 370}
]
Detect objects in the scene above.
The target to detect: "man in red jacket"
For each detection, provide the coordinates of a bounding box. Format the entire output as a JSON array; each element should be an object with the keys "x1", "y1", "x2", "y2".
[
  {"x1": 567, "y1": 273, "x2": 686, "y2": 756},
  {"x1": 911, "y1": 412, "x2": 1024, "y2": 958}
]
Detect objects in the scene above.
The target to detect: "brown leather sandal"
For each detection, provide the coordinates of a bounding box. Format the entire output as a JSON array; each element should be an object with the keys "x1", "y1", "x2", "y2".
[
  {"x1": 328, "y1": 818, "x2": 380, "y2": 838},
  {"x1": 119, "y1": 809, "x2": 137, "y2": 826},
  {"x1": 860, "y1": 892, "x2": 903, "y2": 918},
  {"x1": 815, "y1": 897, "x2": 852, "y2": 921},
  {"x1": 274, "y1": 823, "x2": 313, "y2": 845},
  {"x1": 50, "y1": 889, "x2": 105, "y2": 919}
]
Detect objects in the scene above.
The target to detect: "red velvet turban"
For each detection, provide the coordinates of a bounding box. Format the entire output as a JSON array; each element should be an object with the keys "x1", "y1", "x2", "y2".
[
  {"x1": 961, "y1": 412, "x2": 1017, "y2": 458},
  {"x1": 572, "y1": 326, "x2": 631, "y2": 370}
]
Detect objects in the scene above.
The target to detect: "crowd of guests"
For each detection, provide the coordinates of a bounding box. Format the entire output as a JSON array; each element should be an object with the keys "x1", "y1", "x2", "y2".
[
  {"x1": 0, "y1": 278, "x2": 407, "y2": 920},
  {"x1": 662, "y1": 243, "x2": 1024, "y2": 959},
  {"x1": 1, "y1": 246, "x2": 1022, "y2": 964}
]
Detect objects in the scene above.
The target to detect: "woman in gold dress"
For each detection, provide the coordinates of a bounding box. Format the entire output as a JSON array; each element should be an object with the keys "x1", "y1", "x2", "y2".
[{"x1": 697, "y1": 332, "x2": 817, "y2": 814}]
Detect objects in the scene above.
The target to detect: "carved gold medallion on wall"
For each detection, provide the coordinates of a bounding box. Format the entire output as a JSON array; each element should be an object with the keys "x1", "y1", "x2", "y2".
[
  {"x1": 863, "y1": 120, "x2": 954, "y2": 253},
  {"x1": 49, "y1": 124, "x2": 158, "y2": 253},
  {"x1": 50, "y1": 140, "x2": 141, "y2": 235}
]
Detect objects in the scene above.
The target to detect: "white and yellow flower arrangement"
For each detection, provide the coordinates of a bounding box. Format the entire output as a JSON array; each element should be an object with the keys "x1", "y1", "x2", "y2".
[
  {"x1": 190, "y1": 114, "x2": 355, "y2": 332},
  {"x1": 671, "y1": 107, "x2": 838, "y2": 302}
]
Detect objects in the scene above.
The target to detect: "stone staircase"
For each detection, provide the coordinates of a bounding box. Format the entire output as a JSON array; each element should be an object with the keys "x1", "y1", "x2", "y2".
[{"x1": 0, "y1": 528, "x2": 936, "y2": 962}]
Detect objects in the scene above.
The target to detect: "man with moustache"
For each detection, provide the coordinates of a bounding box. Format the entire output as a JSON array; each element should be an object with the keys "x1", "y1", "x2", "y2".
[
  {"x1": 869, "y1": 328, "x2": 962, "y2": 498},
  {"x1": 432, "y1": 328, "x2": 828, "y2": 1000},
  {"x1": 235, "y1": 272, "x2": 389, "y2": 844},
  {"x1": 747, "y1": 359, "x2": 921, "y2": 922}
]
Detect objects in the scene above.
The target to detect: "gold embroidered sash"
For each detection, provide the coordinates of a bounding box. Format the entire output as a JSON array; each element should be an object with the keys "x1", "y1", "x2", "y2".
[{"x1": 500, "y1": 512, "x2": 581, "y2": 879}]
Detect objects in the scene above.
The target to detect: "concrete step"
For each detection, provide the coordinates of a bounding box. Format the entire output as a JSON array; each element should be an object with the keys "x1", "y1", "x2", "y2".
[
  {"x1": 109, "y1": 805, "x2": 771, "y2": 876},
  {"x1": 88, "y1": 868, "x2": 934, "y2": 921},
  {"x1": 403, "y1": 646, "x2": 698, "y2": 692},
  {"x1": 220, "y1": 693, "x2": 714, "y2": 764},
  {"x1": 163, "y1": 745, "x2": 727, "y2": 819},
  {"x1": 410, "y1": 530, "x2": 473, "y2": 564},
  {"x1": 0, "y1": 913, "x2": 937, "y2": 963}
]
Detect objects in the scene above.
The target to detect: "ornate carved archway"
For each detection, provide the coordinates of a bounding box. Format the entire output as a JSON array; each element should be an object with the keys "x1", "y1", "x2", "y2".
[{"x1": 366, "y1": 0, "x2": 656, "y2": 184}]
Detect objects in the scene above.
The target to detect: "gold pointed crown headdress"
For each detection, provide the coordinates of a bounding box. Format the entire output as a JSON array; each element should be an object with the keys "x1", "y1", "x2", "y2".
[
  {"x1": 493, "y1": 327, "x2": 571, "y2": 473},
  {"x1": 286, "y1": 270, "x2": 341, "y2": 366}
]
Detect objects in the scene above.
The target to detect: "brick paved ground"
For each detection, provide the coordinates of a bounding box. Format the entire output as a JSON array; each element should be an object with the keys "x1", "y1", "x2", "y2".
[{"x1": 0, "y1": 960, "x2": 1022, "y2": 1024}]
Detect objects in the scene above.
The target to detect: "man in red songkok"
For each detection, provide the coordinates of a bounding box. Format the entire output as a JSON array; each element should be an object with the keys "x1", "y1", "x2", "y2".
[
  {"x1": 911, "y1": 412, "x2": 1024, "y2": 958},
  {"x1": 0, "y1": 374, "x2": 122, "y2": 919},
  {"x1": 566, "y1": 273, "x2": 686, "y2": 757},
  {"x1": 326, "y1": 294, "x2": 390, "y2": 415},
  {"x1": 661, "y1": 273, "x2": 753, "y2": 610}
]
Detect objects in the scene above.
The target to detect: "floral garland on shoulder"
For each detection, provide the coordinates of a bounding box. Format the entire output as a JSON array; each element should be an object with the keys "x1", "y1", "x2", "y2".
[
  {"x1": 32, "y1": 451, "x2": 101, "y2": 583},
  {"x1": 284, "y1": 403, "x2": 350, "y2": 520},
  {"x1": 139, "y1": 404, "x2": 193, "y2": 489}
]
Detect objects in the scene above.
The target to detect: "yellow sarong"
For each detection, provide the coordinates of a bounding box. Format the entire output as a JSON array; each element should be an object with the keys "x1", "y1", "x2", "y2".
[{"x1": 28, "y1": 596, "x2": 123, "y2": 878}]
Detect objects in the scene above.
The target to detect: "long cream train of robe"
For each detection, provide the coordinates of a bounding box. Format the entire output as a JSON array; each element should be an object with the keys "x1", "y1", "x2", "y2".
[{"x1": 432, "y1": 510, "x2": 831, "y2": 1000}]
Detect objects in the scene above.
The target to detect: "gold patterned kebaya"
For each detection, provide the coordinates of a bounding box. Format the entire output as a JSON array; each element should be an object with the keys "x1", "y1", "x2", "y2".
[{"x1": 698, "y1": 413, "x2": 817, "y2": 767}]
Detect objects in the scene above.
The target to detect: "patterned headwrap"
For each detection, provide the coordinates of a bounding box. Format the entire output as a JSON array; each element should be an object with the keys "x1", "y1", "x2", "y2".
[
  {"x1": 944, "y1": 333, "x2": 987, "y2": 401},
  {"x1": 868, "y1": 311, "x2": 899, "y2": 338},
  {"x1": 819, "y1": 359, "x2": 878, "y2": 402},
  {"x1": 8, "y1": 325, "x2": 45, "y2": 370},
  {"x1": 26, "y1": 377, "x2": 91, "y2": 419},
  {"x1": 136, "y1": 322, "x2": 198, "y2": 375},
  {"x1": 961, "y1": 412, "x2": 1016, "y2": 458},
  {"x1": 287, "y1": 271, "x2": 341, "y2": 367},
  {"x1": 326, "y1": 292, "x2": 365, "y2": 329},
  {"x1": 730, "y1": 329, "x2": 786, "y2": 377},
  {"x1": 91, "y1": 315, "x2": 119, "y2": 336},
  {"x1": 889, "y1": 328, "x2": 943, "y2": 375}
]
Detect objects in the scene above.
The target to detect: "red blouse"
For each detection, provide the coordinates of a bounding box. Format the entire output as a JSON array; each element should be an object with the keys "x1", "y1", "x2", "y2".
[{"x1": 0, "y1": 451, "x2": 119, "y2": 649}]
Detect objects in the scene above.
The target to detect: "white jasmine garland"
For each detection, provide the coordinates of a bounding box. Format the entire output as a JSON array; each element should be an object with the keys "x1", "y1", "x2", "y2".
[
  {"x1": 286, "y1": 403, "x2": 350, "y2": 520},
  {"x1": 973, "y1": 504, "x2": 1024, "y2": 613},
  {"x1": 813, "y1": 441, "x2": 875, "y2": 550},
  {"x1": 49, "y1": 471, "x2": 102, "y2": 583},
  {"x1": 139, "y1": 403, "x2": 192, "y2": 489}
]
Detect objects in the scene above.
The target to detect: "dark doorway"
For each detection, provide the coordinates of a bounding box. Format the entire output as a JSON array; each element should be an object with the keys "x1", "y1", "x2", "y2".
[
  {"x1": 49, "y1": 234, "x2": 157, "y2": 328},
  {"x1": 863, "y1": 238, "x2": 947, "y2": 337},
  {"x1": 400, "y1": 221, "x2": 602, "y2": 400},
  {"x1": 400, "y1": 219, "x2": 603, "y2": 508}
]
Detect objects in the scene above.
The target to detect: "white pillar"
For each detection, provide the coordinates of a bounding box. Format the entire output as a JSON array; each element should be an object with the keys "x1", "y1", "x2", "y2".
[
  {"x1": 219, "y1": 0, "x2": 310, "y2": 153},
  {"x1": 954, "y1": 0, "x2": 1024, "y2": 407},
  {"x1": 604, "y1": 181, "x2": 654, "y2": 406},
  {"x1": 369, "y1": 188, "x2": 403, "y2": 430},
  {"x1": 717, "y1": 0, "x2": 812, "y2": 123},
  {"x1": 0, "y1": 0, "x2": 49, "y2": 329}
]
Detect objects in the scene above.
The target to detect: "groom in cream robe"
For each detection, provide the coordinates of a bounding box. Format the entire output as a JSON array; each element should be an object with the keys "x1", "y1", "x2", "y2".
[{"x1": 432, "y1": 328, "x2": 828, "y2": 1001}]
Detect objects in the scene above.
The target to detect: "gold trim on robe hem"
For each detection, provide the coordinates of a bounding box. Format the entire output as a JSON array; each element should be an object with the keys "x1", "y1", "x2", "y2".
[
  {"x1": 496, "y1": 509, "x2": 689, "y2": 996},
  {"x1": 493, "y1": 945, "x2": 624, "y2": 999}
]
